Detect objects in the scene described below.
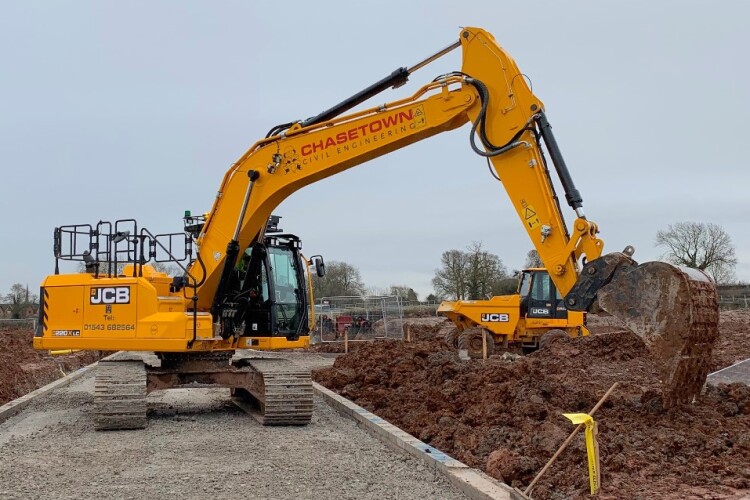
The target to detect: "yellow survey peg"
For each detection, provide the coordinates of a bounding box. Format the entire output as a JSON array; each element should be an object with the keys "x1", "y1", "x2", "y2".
[{"x1": 563, "y1": 413, "x2": 601, "y2": 495}]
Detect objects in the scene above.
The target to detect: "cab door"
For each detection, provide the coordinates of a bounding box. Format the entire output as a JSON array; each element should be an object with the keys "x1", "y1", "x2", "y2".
[{"x1": 527, "y1": 271, "x2": 554, "y2": 319}]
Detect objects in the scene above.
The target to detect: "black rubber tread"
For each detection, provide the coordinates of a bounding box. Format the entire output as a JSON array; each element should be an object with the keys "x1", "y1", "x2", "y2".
[
  {"x1": 443, "y1": 328, "x2": 460, "y2": 349},
  {"x1": 538, "y1": 328, "x2": 568, "y2": 349},
  {"x1": 457, "y1": 328, "x2": 495, "y2": 359}
]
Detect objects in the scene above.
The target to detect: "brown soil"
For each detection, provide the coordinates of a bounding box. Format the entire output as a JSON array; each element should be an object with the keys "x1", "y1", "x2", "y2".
[
  {"x1": 0, "y1": 328, "x2": 105, "y2": 405},
  {"x1": 308, "y1": 342, "x2": 365, "y2": 354},
  {"x1": 711, "y1": 310, "x2": 750, "y2": 371},
  {"x1": 314, "y1": 312, "x2": 750, "y2": 499},
  {"x1": 587, "y1": 310, "x2": 750, "y2": 372}
]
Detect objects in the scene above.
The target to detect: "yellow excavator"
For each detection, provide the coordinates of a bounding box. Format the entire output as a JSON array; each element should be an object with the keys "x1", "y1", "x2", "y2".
[{"x1": 34, "y1": 27, "x2": 719, "y2": 429}]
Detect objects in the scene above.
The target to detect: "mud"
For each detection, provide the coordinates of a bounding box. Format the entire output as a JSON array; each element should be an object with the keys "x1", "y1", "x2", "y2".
[
  {"x1": 711, "y1": 310, "x2": 750, "y2": 371},
  {"x1": 589, "y1": 310, "x2": 750, "y2": 373},
  {"x1": 0, "y1": 328, "x2": 104, "y2": 405},
  {"x1": 314, "y1": 313, "x2": 750, "y2": 499}
]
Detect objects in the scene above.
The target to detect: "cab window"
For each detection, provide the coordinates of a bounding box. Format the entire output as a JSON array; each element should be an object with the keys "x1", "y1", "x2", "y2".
[
  {"x1": 518, "y1": 272, "x2": 532, "y2": 297},
  {"x1": 531, "y1": 272, "x2": 551, "y2": 301}
]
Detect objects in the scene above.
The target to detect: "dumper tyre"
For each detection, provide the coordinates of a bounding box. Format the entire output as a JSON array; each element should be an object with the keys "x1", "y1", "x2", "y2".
[
  {"x1": 443, "y1": 328, "x2": 460, "y2": 349},
  {"x1": 457, "y1": 328, "x2": 495, "y2": 359},
  {"x1": 538, "y1": 329, "x2": 568, "y2": 349}
]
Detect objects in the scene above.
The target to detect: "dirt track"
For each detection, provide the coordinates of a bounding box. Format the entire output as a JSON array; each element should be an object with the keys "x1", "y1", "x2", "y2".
[
  {"x1": 315, "y1": 312, "x2": 750, "y2": 499},
  {"x1": 0, "y1": 351, "x2": 467, "y2": 500}
]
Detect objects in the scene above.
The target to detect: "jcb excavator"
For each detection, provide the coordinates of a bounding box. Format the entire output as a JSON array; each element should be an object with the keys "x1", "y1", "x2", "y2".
[{"x1": 35, "y1": 27, "x2": 719, "y2": 429}]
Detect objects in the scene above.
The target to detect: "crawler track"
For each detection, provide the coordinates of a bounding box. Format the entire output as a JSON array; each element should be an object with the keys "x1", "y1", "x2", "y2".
[
  {"x1": 237, "y1": 358, "x2": 313, "y2": 426},
  {"x1": 94, "y1": 360, "x2": 147, "y2": 430}
]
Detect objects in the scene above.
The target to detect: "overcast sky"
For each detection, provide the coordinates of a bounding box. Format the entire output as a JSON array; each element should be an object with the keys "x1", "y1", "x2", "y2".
[{"x1": 1, "y1": 0, "x2": 748, "y2": 299}]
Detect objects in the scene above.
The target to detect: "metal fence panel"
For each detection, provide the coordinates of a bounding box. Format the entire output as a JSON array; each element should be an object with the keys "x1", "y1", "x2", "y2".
[
  {"x1": 0, "y1": 318, "x2": 37, "y2": 330},
  {"x1": 312, "y1": 295, "x2": 404, "y2": 344},
  {"x1": 718, "y1": 295, "x2": 749, "y2": 308}
]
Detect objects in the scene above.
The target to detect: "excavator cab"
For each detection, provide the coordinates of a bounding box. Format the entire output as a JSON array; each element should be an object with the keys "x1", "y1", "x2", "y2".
[
  {"x1": 216, "y1": 215, "x2": 322, "y2": 350},
  {"x1": 233, "y1": 233, "x2": 314, "y2": 349}
]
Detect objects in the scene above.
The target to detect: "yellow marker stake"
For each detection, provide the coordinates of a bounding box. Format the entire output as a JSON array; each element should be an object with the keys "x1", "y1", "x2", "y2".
[{"x1": 563, "y1": 413, "x2": 601, "y2": 495}]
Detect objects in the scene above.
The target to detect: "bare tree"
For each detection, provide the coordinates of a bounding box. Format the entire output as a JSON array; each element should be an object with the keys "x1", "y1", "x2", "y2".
[
  {"x1": 466, "y1": 241, "x2": 509, "y2": 299},
  {"x1": 78, "y1": 260, "x2": 126, "y2": 275},
  {"x1": 390, "y1": 285, "x2": 418, "y2": 302},
  {"x1": 524, "y1": 249, "x2": 544, "y2": 268},
  {"x1": 77, "y1": 260, "x2": 183, "y2": 277},
  {"x1": 655, "y1": 222, "x2": 738, "y2": 284},
  {"x1": 364, "y1": 285, "x2": 389, "y2": 296},
  {"x1": 312, "y1": 261, "x2": 365, "y2": 298},
  {"x1": 150, "y1": 261, "x2": 185, "y2": 277},
  {"x1": 432, "y1": 242, "x2": 509, "y2": 300},
  {"x1": 4, "y1": 283, "x2": 38, "y2": 319},
  {"x1": 432, "y1": 249, "x2": 469, "y2": 300}
]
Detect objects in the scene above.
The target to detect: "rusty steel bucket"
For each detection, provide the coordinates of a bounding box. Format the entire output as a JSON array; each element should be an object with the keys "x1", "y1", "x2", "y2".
[{"x1": 597, "y1": 262, "x2": 719, "y2": 406}]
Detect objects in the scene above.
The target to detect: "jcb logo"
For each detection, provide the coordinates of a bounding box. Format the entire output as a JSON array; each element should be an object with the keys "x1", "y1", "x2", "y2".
[
  {"x1": 481, "y1": 313, "x2": 509, "y2": 322},
  {"x1": 90, "y1": 287, "x2": 130, "y2": 305}
]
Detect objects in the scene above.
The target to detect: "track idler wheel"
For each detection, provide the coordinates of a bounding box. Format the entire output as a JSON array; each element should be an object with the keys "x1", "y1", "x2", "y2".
[{"x1": 597, "y1": 262, "x2": 719, "y2": 407}]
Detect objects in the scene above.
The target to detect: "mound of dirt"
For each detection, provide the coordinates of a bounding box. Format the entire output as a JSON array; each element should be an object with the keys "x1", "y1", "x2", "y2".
[
  {"x1": 314, "y1": 312, "x2": 750, "y2": 499},
  {"x1": 308, "y1": 342, "x2": 365, "y2": 354},
  {"x1": 711, "y1": 310, "x2": 750, "y2": 371},
  {"x1": 0, "y1": 328, "x2": 105, "y2": 405},
  {"x1": 584, "y1": 312, "x2": 631, "y2": 335}
]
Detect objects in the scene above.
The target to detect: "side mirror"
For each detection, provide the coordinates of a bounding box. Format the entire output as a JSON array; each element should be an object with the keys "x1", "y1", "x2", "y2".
[{"x1": 310, "y1": 255, "x2": 326, "y2": 277}]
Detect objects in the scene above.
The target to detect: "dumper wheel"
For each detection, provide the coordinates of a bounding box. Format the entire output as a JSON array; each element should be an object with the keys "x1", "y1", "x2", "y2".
[
  {"x1": 457, "y1": 328, "x2": 495, "y2": 359},
  {"x1": 538, "y1": 329, "x2": 568, "y2": 349},
  {"x1": 443, "y1": 328, "x2": 460, "y2": 349}
]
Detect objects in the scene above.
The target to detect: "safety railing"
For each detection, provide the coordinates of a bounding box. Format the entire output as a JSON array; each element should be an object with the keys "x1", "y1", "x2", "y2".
[{"x1": 53, "y1": 218, "x2": 196, "y2": 281}]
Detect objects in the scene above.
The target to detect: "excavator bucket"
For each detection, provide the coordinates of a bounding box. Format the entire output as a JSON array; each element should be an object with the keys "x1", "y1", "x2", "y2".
[{"x1": 596, "y1": 262, "x2": 719, "y2": 407}]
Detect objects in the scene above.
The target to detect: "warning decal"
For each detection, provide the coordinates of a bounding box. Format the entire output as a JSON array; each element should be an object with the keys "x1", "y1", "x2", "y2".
[{"x1": 521, "y1": 199, "x2": 541, "y2": 230}]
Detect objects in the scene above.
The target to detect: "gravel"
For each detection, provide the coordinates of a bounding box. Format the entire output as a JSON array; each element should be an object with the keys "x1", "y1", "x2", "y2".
[{"x1": 0, "y1": 352, "x2": 466, "y2": 500}]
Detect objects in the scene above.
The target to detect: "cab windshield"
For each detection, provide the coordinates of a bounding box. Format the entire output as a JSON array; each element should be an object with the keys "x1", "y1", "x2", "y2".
[{"x1": 268, "y1": 246, "x2": 302, "y2": 333}]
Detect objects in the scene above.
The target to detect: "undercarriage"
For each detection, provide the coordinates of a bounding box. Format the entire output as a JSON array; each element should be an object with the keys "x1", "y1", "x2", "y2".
[{"x1": 94, "y1": 351, "x2": 313, "y2": 430}]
